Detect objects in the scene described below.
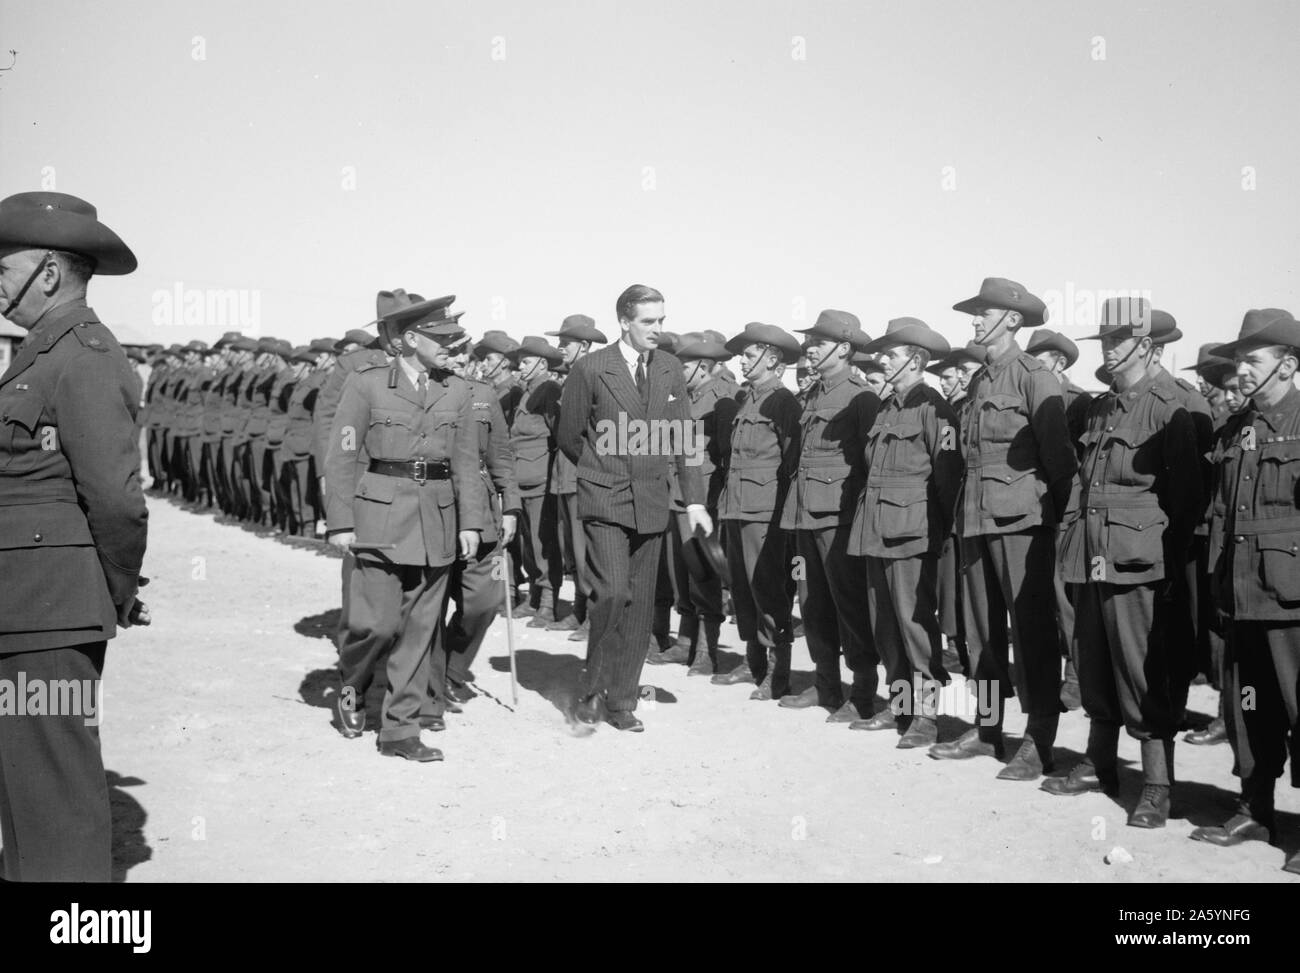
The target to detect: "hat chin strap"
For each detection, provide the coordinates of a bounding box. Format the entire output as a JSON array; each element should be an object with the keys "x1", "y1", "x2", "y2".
[
  {"x1": 1245, "y1": 357, "x2": 1286, "y2": 399},
  {"x1": 975, "y1": 311, "x2": 1012, "y2": 347},
  {"x1": 2, "y1": 250, "x2": 54, "y2": 319},
  {"x1": 1104, "y1": 339, "x2": 1149, "y2": 378}
]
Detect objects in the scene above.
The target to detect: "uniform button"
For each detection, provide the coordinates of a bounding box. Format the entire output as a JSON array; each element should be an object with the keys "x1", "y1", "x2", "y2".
[
  {"x1": 1093, "y1": 481, "x2": 1100, "y2": 487},
  {"x1": 1234, "y1": 535, "x2": 1244, "y2": 543},
  {"x1": 1089, "y1": 508, "x2": 1097, "y2": 514},
  {"x1": 1239, "y1": 505, "x2": 1246, "y2": 511},
  {"x1": 33, "y1": 532, "x2": 42, "y2": 542},
  {"x1": 1106, "y1": 426, "x2": 1114, "y2": 432},
  {"x1": 1244, "y1": 475, "x2": 1251, "y2": 481}
]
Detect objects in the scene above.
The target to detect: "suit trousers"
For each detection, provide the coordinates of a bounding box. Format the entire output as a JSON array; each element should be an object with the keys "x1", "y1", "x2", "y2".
[
  {"x1": 937, "y1": 533, "x2": 962, "y2": 641},
  {"x1": 1053, "y1": 527, "x2": 1075, "y2": 664},
  {"x1": 0, "y1": 642, "x2": 111, "y2": 882},
  {"x1": 340, "y1": 559, "x2": 451, "y2": 740},
  {"x1": 1071, "y1": 581, "x2": 1176, "y2": 741},
  {"x1": 1223, "y1": 622, "x2": 1300, "y2": 787},
  {"x1": 867, "y1": 555, "x2": 947, "y2": 712},
  {"x1": 798, "y1": 526, "x2": 878, "y2": 706},
  {"x1": 724, "y1": 519, "x2": 794, "y2": 669},
  {"x1": 445, "y1": 540, "x2": 503, "y2": 684},
  {"x1": 581, "y1": 520, "x2": 662, "y2": 712},
  {"x1": 559, "y1": 493, "x2": 590, "y2": 610},
  {"x1": 960, "y1": 528, "x2": 1061, "y2": 724},
  {"x1": 1167, "y1": 538, "x2": 1203, "y2": 716},
  {"x1": 517, "y1": 493, "x2": 561, "y2": 604}
]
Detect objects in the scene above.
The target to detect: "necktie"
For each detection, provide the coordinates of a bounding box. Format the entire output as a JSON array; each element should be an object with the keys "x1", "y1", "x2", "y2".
[
  {"x1": 635, "y1": 353, "x2": 647, "y2": 401},
  {"x1": 417, "y1": 372, "x2": 428, "y2": 407}
]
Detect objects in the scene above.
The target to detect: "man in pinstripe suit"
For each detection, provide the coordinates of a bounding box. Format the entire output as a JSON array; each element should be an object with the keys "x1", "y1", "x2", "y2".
[{"x1": 557, "y1": 284, "x2": 712, "y2": 731}]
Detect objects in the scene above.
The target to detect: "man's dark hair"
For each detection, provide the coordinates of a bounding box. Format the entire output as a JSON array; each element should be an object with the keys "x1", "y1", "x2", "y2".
[{"x1": 616, "y1": 284, "x2": 664, "y2": 323}]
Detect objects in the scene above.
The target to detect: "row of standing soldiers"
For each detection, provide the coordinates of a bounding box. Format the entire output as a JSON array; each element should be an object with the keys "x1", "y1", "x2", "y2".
[{"x1": 134, "y1": 278, "x2": 1298, "y2": 874}]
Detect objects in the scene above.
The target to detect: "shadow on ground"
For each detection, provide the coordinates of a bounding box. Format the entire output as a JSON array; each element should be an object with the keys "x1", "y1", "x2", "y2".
[{"x1": 108, "y1": 770, "x2": 151, "y2": 882}]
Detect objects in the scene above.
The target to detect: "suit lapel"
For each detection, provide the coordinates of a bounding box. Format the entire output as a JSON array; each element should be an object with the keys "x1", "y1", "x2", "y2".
[
  {"x1": 648, "y1": 350, "x2": 672, "y2": 416},
  {"x1": 600, "y1": 345, "x2": 644, "y2": 418},
  {"x1": 389, "y1": 364, "x2": 424, "y2": 409}
]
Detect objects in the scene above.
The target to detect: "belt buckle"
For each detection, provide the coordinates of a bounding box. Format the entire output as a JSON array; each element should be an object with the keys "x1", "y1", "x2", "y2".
[{"x1": 411, "y1": 458, "x2": 427, "y2": 484}]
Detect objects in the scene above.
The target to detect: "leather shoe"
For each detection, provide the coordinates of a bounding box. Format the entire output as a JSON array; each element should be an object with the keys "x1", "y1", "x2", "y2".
[
  {"x1": 1189, "y1": 814, "x2": 1272, "y2": 847},
  {"x1": 647, "y1": 642, "x2": 690, "y2": 666},
  {"x1": 1184, "y1": 718, "x2": 1228, "y2": 746},
  {"x1": 1127, "y1": 784, "x2": 1171, "y2": 829},
  {"x1": 443, "y1": 698, "x2": 463, "y2": 715},
  {"x1": 605, "y1": 710, "x2": 644, "y2": 732},
  {"x1": 849, "y1": 710, "x2": 898, "y2": 731},
  {"x1": 712, "y1": 661, "x2": 755, "y2": 686},
  {"x1": 1041, "y1": 761, "x2": 1119, "y2": 797},
  {"x1": 997, "y1": 738, "x2": 1053, "y2": 781},
  {"x1": 446, "y1": 681, "x2": 476, "y2": 704},
  {"x1": 897, "y1": 716, "x2": 937, "y2": 749},
  {"x1": 571, "y1": 693, "x2": 603, "y2": 726},
  {"x1": 1284, "y1": 850, "x2": 1300, "y2": 875},
  {"x1": 826, "y1": 701, "x2": 862, "y2": 724},
  {"x1": 779, "y1": 686, "x2": 838, "y2": 710},
  {"x1": 929, "y1": 727, "x2": 1004, "y2": 761},
  {"x1": 545, "y1": 614, "x2": 581, "y2": 631},
  {"x1": 378, "y1": 737, "x2": 444, "y2": 762},
  {"x1": 419, "y1": 715, "x2": 446, "y2": 732},
  {"x1": 567, "y1": 619, "x2": 590, "y2": 641},
  {"x1": 335, "y1": 695, "x2": 365, "y2": 739}
]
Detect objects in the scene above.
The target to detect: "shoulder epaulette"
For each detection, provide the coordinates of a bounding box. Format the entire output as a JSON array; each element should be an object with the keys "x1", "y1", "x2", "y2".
[{"x1": 71, "y1": 321, "x2": 112, "y2": 353}]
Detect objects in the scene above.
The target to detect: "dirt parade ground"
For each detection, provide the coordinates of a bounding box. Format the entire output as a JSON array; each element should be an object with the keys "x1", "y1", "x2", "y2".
[{"x1": 94, "y1": 494, "x2": 1299, "y2": 883}]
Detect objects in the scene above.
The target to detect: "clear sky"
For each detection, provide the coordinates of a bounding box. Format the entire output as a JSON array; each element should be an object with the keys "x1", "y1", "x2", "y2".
[{"x1": 3, "y1": 0, "x2": 1297, "y2": 382}]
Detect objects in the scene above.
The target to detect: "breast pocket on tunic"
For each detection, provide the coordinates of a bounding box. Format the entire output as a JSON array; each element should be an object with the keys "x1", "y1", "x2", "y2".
[
  {"x1": 367, "y1": 409, "x2": 415, "y2": 458},
  {"x1": 0, "y1": 391, "x2": 47, "y2": 472},
  {"x1": 978, "y1": 393, "x2": 1027, "y2": 445},
  {"x1": 1258, "y1": 441, "x2": 1300, "y2": 509},
  {"x1": 880, "y1": 422, "x2": 928, "y2": 477}
]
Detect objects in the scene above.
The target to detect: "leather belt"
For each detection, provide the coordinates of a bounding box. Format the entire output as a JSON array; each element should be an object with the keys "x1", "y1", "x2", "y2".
[{"x1": 368, "y1": 458, "x2": 450, "y2": 483}]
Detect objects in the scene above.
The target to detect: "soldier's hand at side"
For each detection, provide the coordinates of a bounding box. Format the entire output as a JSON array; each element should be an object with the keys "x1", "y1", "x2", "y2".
[
  {"x1": 117, "y1": 595, "x2": 150, "y2": 628},
  {"x1": 499, "y1": 513, "x2": 518, "y2": 546},
  {"x1": 459, "y1": 530, "x2": 480, "y2": 560},
  {"x1": 330, "y1": 531, "x2": 356, "y2": 550},
  {"x1": 686, "y1": 504, "x2": 713, "y2": 536}
]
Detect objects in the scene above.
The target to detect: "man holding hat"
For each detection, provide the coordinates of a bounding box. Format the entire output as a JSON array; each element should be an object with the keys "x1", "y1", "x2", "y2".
[
  {"x1": 1026, "y1": 327, "x2": 1093, "y2": 712},
  {"x1": 506, "y1": 336, "x2": 566, "y2": 624},
  {"x1": 0, "y1": 191, "x2": 150, "y2": 879},
  {"x1": 710, "y1": 321, "x2": 803, "y2": 698},
  {"x1": 556, "y1": 285, "x2": 708, "y2": 731},
  {"x1": 545, "y1": 315, "x2": 609, "y2": 633},
  {"x1": 1191, "y1": 309, "x2": 1300, "y2": 873},
  {"x1": 777, "y1": 310, "x2": 881, "y2": 718},
  {"x1": 324, "y1": 294, "x2": 483, "y2": 761},
  {"x1": 848, "y1": 318, "x2": 960, "y2": 744},
  {"x1": 930, "y1": 277, "x2": 1077, "y2": 780},
  {"x1": 1046, "y1": 297, "x2": 1201, "y2": 827}
]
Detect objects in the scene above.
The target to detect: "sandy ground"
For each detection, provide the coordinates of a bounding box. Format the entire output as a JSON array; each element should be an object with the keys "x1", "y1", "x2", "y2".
[{"x1": 91, "y1": 495, "x2": 1299, "y2": 882}]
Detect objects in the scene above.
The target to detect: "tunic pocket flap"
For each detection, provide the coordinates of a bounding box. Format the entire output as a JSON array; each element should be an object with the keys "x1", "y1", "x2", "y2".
[
  {"x1": 881, "y1": 422, "x2": 924, "y2": 440},
  {"x1": 357, "y1": 473, "x2": 397, "y2": 504},
  {"x1": 1257, "y1": 532, "x2": 1300, "y2": 555},
  {"x1": 1105, "y1": 507, "x2": 1165, "y2": 531},
  {"x1": 0, "y1": 392, "x2": 44, "y2": 433},
  {"x1": 0, "y1": 501, "x2": 94, "y2": 549}
]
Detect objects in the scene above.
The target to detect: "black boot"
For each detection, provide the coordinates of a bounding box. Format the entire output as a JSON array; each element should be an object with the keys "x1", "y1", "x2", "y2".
[
  {"x1": 1042, "y1": 721, "x2": 1119, "y2": 796},
  {"x1": 1128, "y1": 738, "x2": 1171, "y2": 828},
  {"x1": 688, "y1": 615, "x2": 720, "y2": 677},
  {"x1": 1190, "y1": 774, "x2": 1275, "y2": 845}
]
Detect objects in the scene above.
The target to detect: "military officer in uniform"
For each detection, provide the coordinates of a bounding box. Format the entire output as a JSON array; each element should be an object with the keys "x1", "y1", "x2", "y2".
[
  {"x1": 778, "y1": 310, "x2": 880, "y2": 720},
  {"x1": 324, "y1": 294, "x2": 482, "y2": 761},
  {"x1": 930, "y1": 278, "x2": 1077, "y2": 781},
  {"x1": 1026, "y1": 327, "x2": 1093, "y2": 711},
  {"x1": 544, "y1": 315, "x2": 608, "y2": 632},
  {"x1": 0, "y1": 192, "x2": 150, "y2": 880},
  {"x1": 849, "y1": 319, "x2": 960, "y2": 745},
  {"x1": 1045, "y1": 298, "x2": 1201, "y2": 828},
  {"x1": 711, "y1": 322, "x2": 803, "y2": 698},
  {"x1": 1191, "y1": 309, "x2": 1300, "y2": 874}
]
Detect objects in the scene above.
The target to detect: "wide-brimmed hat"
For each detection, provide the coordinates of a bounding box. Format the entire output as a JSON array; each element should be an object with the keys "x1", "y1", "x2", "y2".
[
  {"x1": 1078, "y1": 296, "x2": 1155, "y2": 341},
  {"x1": 309, "y1": 337, "x2": 339, "y2": 354},
  {"x1": 682, "y1": 525, "x2": 730, "y2": 586},
  {"x1": 507, "y1": 335, "x2": 565, "y2": 366},
  {"x1": 677, "y1": 340, "x2": 733, "y2": 362},
  {"x1": 1215, "y1": 308, "x2": 1300, "y2": 358},
  {"x1": 796, "y1": 309, "x2": 873, "y2": 351},
  {"x1": 863, "y1": 317, "x2": 951, "y2": 357},
  {"x1": 1182, "y1": 343, "x2": 1232, "y2": 375},
  {"x1": 227, "y1": 336, "x2": 259, "y2": 352},
  {"x1": 853, "y1": 353, "x2": 886, "y2": 374},
  {"x1": 546, "y1": 314, "x2": 608, "y2": 344},
  {"x1": 656, "y1": 331, "x2": 682, "y2": 355},
  {"x1": 213, "y1": 331, "x2": 243, "y2": 350},
  {"x1": 724, "y1": 322, "x2": 801, "y2": 365},
  {"x1": 0, "y1": 192, "x2": 137, "y2": 275},
  {"x1": 288, "y1": 345, "x2": 318, "y2": 364},
  {"x1": 1149, "y1": 309, "x2": 1182, "y2": 346},
  {"x1": 473, "y1": 330, "x2": 520, "y2": 358},
  {"x1": 334, "y1": 328, "x2": 377, "y2": 351},
  {"x1": 1025, "y1": 328, "x2": 1080, "y2": 368},
  {"x1": 952, "y1": 277, "x2": 1046, "y2": 327}
]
